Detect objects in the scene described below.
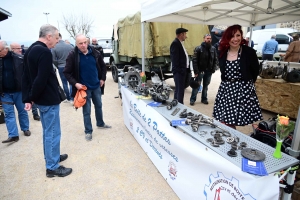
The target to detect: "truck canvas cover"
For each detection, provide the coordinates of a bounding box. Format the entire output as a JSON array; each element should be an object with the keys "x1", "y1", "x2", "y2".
[{"x1": 117, "y1": 12, "x2": 210, "y2": 59}]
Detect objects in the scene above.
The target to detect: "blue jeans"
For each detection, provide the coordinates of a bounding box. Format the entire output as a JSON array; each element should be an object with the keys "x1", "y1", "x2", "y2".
[
  {"x1": 58, "y1": 65, "x2": 72, "y2": 101},
  {"x1": 83, "y1": 87, "x2": 105, "y2": 134},
  {"x1": 37, "y1": 104, "x2": 61, "y2": 170},
  {"x1": 1, "y1": 92, "x2": 29, "y2": 137},
  {"x1": 32, "y1": 103, "x2": 39, "y2": 116},
  {"x1": 190, "y1": 70, "x2": 212, "y2": 103}
]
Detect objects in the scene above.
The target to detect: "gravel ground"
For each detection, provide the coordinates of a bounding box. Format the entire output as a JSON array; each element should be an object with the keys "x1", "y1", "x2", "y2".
[{"x1": 0, "y1": 70, "x2": 275, "y2": 200}]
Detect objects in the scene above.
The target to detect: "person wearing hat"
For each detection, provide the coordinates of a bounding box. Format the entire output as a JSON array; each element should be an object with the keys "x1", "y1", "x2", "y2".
[{"x1": 170, "y1": 27, "x2": 190, "y2": 104}]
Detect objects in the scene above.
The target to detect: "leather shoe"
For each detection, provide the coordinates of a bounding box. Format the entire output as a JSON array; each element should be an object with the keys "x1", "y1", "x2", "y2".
[
  {"x1": 46, "y1": 165, "x2": 72, "y2": 178},
  {"x1": 33, "y1": 115, "x2": 40, "y2": 121},
  {"x1": 190, "y1": 102, "x2": 195, "y2": 106},
  {"x1": 2, "y1": 136, "x2": 19, "y2": 143},
  {"x1": 60, "y1": 154, "x2": 68, "y2": 162},
  {"x1": 201, "y1": 100, "x2": 209, "y2": 104},
  {"x1": 24, "y1": 130, "x2": 31, "y2": 136}
]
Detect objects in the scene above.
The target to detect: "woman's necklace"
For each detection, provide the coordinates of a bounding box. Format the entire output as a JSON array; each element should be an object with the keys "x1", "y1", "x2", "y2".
[{"x1": 228, "y1": 47, "x2": 240, "y2": 57}]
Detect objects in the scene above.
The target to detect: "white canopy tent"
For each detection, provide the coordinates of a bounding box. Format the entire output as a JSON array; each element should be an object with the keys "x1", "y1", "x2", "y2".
[
  {"x1": 140, "y1": 1, "x2": 300, "y2": 200},
  {"x1": 141, "y1": 0, "x2": 300, "y2": 26},
  {"x1": 140, "y1": 0, "x2": 300, "y2": 66}
]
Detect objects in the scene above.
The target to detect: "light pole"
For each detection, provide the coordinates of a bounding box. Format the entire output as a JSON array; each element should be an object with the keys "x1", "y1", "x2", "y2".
[{"x1": 43, "y1": 12, "x2": 50, "y2": 24}]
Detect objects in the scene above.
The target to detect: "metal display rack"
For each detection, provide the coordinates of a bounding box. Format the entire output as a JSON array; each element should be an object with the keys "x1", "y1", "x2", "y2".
[{"x1": 149, "y1": 102, "x2": 299, "y2": 174}]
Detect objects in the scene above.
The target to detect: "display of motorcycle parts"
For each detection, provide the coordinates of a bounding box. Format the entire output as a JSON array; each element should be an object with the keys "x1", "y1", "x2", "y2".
[
  {"x1": 123, "y1": 67, "x2": 141, "y2": 89},
  {"x1": 241, "y1": 148, "x2": 266, "y2": 161},
  {"x1": 166, "y1": 99, "x2": 178, "y2": 110}
]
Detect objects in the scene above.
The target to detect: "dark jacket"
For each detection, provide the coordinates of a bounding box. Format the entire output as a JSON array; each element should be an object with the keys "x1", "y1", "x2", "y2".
[
  {"x1": 64, "y1": 46, "x2": 107, "y2": 97},
  {"x1": 90, "y1": 44, "x2": 104, "y2": 58},
  {"x1": 22, "y1": 41, "x2": 61, "y2": 105},
  {"x1": 170, "y1": 38, "x2": 188, "y2": 74},
  {"x1": 193, "y1": 42, "x2": 218, "y2": 75},
  {"x1": 219, "y1": 45, "x2": 260, "y2": 83},
  {"x1": 0, "y1": 51, "x2": 24, "y2": 94}
]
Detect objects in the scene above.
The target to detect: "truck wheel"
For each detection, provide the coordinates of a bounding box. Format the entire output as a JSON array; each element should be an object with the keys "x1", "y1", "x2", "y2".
[{"x1": 111, "y1": 62, "x2": 118, "y2": 83}]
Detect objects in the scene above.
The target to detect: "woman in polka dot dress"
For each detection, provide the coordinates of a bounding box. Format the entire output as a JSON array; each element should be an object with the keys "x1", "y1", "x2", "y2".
[{"x1": 213, "y1": 25, "x2": 263, "y2": 129}]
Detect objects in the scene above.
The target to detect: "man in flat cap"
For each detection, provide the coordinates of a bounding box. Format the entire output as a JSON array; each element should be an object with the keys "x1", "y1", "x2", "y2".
[{"x1": 170, "y1": 28, "x2": 190, "y2": 104}]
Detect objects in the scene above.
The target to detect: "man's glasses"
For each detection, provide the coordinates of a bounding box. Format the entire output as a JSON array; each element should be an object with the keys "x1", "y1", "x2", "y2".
[
  {"x1": 204, "y1": 34, "x2": 211, "y2": 37},
  {"x1": 0, "y1": 48, "x2": 6, "y2": 52},
  {"x1": 12, "y1": 48, "x2": 22, "y2": 50}
]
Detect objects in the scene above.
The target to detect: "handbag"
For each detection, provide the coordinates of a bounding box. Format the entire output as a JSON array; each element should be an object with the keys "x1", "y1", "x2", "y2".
[{"x1": 58, "y1": 85, "x2": 67, "y2": 102}]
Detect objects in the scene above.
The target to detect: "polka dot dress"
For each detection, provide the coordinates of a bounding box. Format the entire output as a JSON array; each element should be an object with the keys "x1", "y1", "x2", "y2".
[{"x1": 213, "y1": 50, "x2": 263, "y2": 126}]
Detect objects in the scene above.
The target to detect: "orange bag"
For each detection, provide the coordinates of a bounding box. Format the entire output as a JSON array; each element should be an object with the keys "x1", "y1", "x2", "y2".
[{"x1": 74, "y1": 85, "x2": 87, "y2": 110}]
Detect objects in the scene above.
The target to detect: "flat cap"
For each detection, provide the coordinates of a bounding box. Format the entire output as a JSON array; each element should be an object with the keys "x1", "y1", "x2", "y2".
[{"x1": 176, "y1": 28, "x2": 188, "y2": 35}]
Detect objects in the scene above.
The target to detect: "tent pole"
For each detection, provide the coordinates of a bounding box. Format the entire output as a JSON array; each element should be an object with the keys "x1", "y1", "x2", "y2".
[
  {"x1": 141, "y1": 21, "x2": 145, "y2": 72},
  {"x1": 249, "y1": 25, "x2": 253, "y2": 47}
]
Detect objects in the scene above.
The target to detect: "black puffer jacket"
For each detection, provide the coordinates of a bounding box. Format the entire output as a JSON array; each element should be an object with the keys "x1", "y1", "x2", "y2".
[
  {"x1": 0, "y1": 51, "x2": 24, "y2": 93},
  {"x1": 193, "y1": 42, "x2": 218, "y2": 74},
  {"x1": 64, "y1": 46, "x2": 106, "y2": 97}
]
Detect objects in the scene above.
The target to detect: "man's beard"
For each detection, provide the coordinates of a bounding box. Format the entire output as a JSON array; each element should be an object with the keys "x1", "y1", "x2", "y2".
[{"x1": 205, "y1": 42, "x2": 212, "y2": 49}]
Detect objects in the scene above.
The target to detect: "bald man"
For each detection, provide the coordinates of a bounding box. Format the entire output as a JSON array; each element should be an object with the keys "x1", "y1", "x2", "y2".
[
  {"x1": 10, "y1": 42, "x2": 40, "y2": 121},
  {"x1": 64, "y1": 34, "x2": 111, "y2": 141},
  {"x1": 10, "y1": 42, "x2": 22, "y2": 55}
]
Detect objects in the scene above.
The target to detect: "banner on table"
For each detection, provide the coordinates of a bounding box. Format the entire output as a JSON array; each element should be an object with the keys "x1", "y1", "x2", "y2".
[{"x1": 121, "y1": 87, "x2": 279, "y2": 200}]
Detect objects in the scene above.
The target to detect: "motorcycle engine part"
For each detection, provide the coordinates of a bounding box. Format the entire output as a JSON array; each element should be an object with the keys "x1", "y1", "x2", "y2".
[
  {"x1": 258, "y1": 119, "x2": 276, "y2": 132},
  {"x1": 171, "y1": 108, "x2": 180, "y2": 116},
  {"x1": 210, "y1": 130, "x2": 222, "y2": 137},
  {"x1": 241, "y1": 148, "x2": 266, "y2": 161},
  {"x1": 179, "y1": 113, "x2": 187, "y2": 118},
  {"x1": 187, "y1": 112, "x2": 194, "y2": 116},
  {"x1": 226, "y1": 137, "x2": 235, "y2": 144},
  {"x1": 286, "y1": 69, "x2": 300, "y2": 83},
  {"x1": 234, "y1": 137, "x2": 240, "y2": 143},
  {"x1": 166, "y1": 104, "x2": 172, "y2": 110},
  {"x1": 227, "y1": 149, "x2": 237, "y2": 157},
  {"x1": 231, "y1": 143, "x2": 238, "y2": 150},
  {"x1": 171, "y1": 99, "x2": 178, "y2": 106},
  {"x1": 191, "y1": 123, "x2": 199, "y2": 132},
  {"x1": 215, "y1": 138, "x2": 225, "y2": 145},
  {"x1": 185, "y1": 119, "x2": 192, "y2": 125},
  {"x1": 213, "y1": 133, "x2": 222, "y2": 140},
  {"x1": 206, "y1": 138, "x2": 214, "y2": 143},
  {"x1": 240, "y1": 142, "x2": 247, "y2": 147},
  {"x1": 211, "y1": 141, "x2": 220, "y2": 147}
]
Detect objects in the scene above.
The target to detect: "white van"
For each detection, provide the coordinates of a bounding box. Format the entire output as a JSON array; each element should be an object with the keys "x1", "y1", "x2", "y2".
[
  {"x1": 246, "y1": 28, "x2": 297, "y2": 56},
  {"x1": 97, "y1": 38, "x2": 112, "y2": 67}
]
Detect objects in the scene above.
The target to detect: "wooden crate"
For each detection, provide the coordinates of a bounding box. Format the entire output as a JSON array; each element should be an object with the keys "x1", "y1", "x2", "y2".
[{"x1": 255, "y1": 78, "x2": 300, "y2": 119}]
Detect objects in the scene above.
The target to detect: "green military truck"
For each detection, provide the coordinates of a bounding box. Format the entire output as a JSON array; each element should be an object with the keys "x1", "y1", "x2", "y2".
[{"x1": 110, "y1": 12, "x2": 210, "y2": 82}]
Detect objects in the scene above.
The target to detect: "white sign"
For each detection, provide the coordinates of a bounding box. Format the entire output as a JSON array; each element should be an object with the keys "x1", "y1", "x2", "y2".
[{"x1": 122, "y1": 87, "x2": 279, "y2": 200}]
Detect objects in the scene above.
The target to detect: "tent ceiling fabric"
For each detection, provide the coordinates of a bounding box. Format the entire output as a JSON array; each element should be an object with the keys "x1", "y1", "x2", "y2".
[{"x1": 141, "y1": 0, "x2": 300, "y2": 26}]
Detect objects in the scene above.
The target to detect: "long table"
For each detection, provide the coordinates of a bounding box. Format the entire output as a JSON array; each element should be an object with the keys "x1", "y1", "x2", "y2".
[{"x1": 121, "y1": 86, "x2": 299, "y2": 200}]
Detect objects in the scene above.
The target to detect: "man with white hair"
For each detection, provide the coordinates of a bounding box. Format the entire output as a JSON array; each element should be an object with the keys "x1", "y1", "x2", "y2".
[
  {"x1": 262, "y1": 35, "x2": 278, "y2": 60},
  {"x1": 10, "y1": 42, "x2": 40, "y2": 121},
  {"x1": 22, "y1": 24, "x2": 72, "y2": 178},
  {"x1": 0, "y1": 40, "x2": 31, "y2": 143},
  {"x1": 64, "y1": 34, "x2": 111, "y2": 141}
]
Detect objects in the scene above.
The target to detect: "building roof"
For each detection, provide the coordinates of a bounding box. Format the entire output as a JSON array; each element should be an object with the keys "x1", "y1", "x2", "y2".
[{"x1": 0, "y1": 7, "x2": 12, "y2": 22}]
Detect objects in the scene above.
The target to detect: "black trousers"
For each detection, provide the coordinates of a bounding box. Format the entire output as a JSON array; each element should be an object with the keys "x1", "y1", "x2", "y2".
[
  {"x1": 173, "y1": 69, "x2": 190, "y2": 104},
  {"x1": 262, "y1": 54, "x2": 273, "y2": 61}
]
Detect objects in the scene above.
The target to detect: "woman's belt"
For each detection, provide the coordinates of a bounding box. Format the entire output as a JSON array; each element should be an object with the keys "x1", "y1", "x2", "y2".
[{"x1": 224, "y1": 78, "x2": 241, "y2": 82}]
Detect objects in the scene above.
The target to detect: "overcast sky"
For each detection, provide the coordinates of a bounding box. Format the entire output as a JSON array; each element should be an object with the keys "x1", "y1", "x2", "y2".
[{"x1": 0, "y1": 0, "x2": 141, "y2": 45}]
